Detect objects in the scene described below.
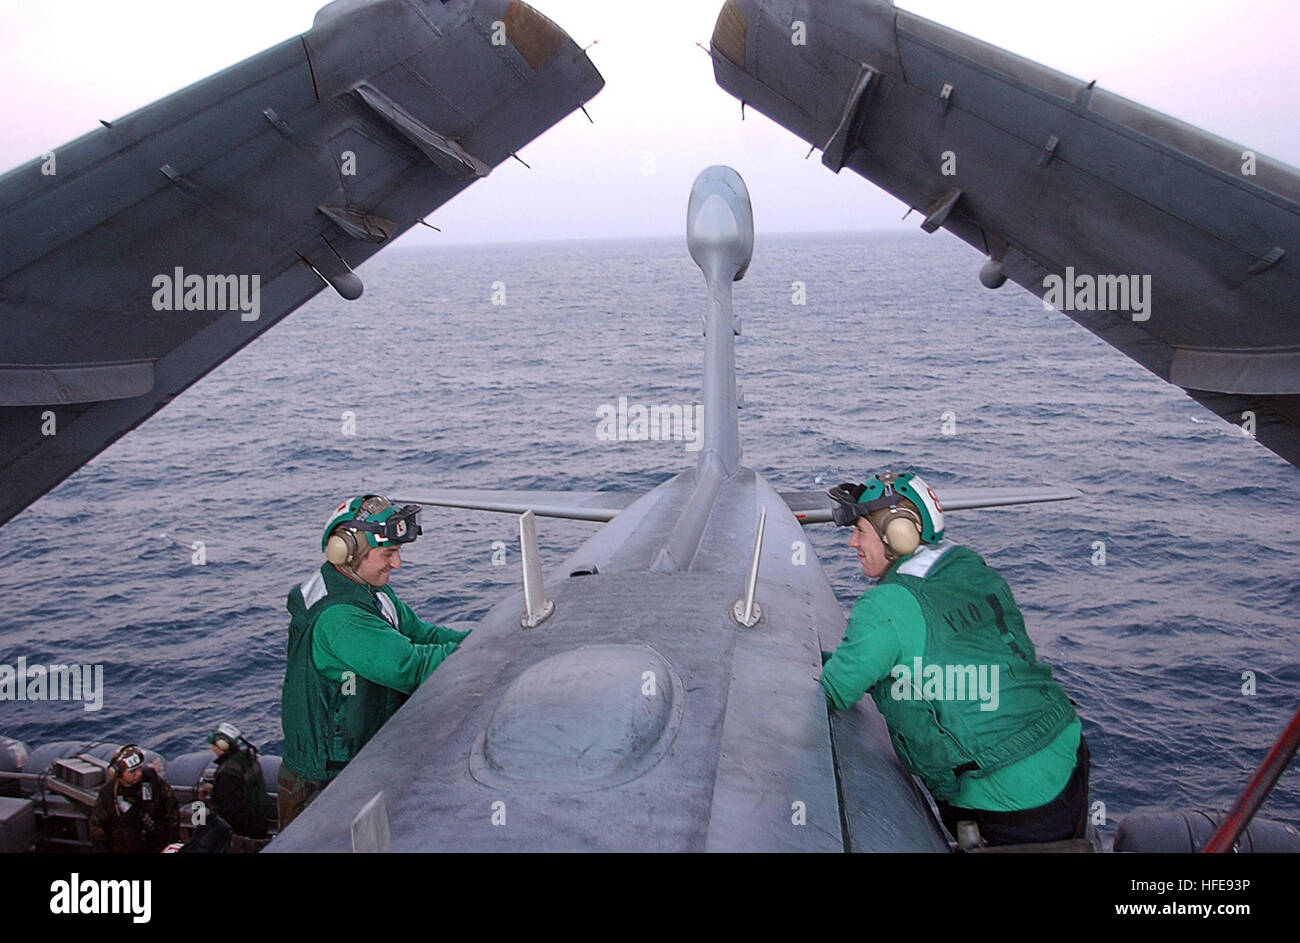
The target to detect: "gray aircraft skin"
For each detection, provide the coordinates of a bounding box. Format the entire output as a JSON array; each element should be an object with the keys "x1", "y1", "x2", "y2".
[
  {"x1": 2, "y1": 2, "x2": 1293, "y2": 854},
  {"x1": 269, "y1": 166, "x2": 1077, "y2": 852},
  {"x1": 0, "y1": 0, "x2": 604, "y2": 529},
  {"x1": 709, "y1": 0, "x2": 1300, "y2": 471}
]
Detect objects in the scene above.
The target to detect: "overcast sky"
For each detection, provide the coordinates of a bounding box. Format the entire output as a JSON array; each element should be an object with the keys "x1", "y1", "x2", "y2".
[{"x1": 1, "y1": 0, "x2": 1296, "y2": 245}]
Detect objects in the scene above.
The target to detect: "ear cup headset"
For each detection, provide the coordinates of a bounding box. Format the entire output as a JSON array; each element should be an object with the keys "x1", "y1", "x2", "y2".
[
  {"x1": 871, "y1": 503, "x2": 925, "y2": 558},
  {"x1": 325, "y1": 522, "x2": 366, "y2": 568},
  {"x1": 828, "y1": 471, "x2": 945, "y2": 562}
]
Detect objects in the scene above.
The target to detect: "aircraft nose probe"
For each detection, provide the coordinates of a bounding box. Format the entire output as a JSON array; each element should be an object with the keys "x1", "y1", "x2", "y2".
[
  {"x1": 683, "y1": 166, "x2": 752, "y2": 484},
  {"x1": 681, "y1": 169, "x2": 767, "y2": 625},
  {"x1": 687, "y1": 165, "x2": 754, "y2": 283},
  {"x1": 649, "y1": 168, "x2": 756, "y2": 577}
]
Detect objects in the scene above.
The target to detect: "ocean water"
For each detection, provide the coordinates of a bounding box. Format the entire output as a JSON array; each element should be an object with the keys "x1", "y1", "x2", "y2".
[{"x1": 1, "y1": 232, "x2": 1297, "y2": 842}]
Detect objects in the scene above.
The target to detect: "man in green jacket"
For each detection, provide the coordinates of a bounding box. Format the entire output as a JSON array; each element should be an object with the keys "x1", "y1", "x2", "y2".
[
  {"x1": 278, "y1": 494, "x2": 469, "y2": 828},
  {"x1": 821, "y1": 471, "x2": 1089, "y2": 848}
]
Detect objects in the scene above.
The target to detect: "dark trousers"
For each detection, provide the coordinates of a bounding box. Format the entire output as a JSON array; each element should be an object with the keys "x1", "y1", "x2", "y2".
[
  {"x1": 276, "y1": 765, "x2": 329, "y2": 831},
  {"x1": 938, "y1": 736, "x2": 1091, "y2": 846}
]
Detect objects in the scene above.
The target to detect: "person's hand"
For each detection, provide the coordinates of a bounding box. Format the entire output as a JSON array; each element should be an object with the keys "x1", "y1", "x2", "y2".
[{"x1": 197, "y1": 783, "x2": 213, "y2": 800}]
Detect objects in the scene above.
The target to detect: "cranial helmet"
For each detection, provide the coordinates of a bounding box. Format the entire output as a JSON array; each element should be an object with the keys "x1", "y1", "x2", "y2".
[
  {"x1": 109, "y1": 744, "x2": 145, "y2": 778},
  {"x1": 827, "y1": 471, "x2": 945, "y2": 561},
  {"x1": 207, "y1": 722, "x2": 243, "y2": 754},
  {"x1": 322, "y1": 495, "x2": 422, "y2": 575}
]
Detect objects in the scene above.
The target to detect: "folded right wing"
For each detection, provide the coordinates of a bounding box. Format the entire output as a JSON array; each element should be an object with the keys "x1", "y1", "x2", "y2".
[{"x1": 711, "y1": 0, "x2": 1300, "y2": 469}]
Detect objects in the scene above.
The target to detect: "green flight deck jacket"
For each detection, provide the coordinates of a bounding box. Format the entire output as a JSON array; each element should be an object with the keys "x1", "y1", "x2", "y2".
[
  {"x1": 822, "y1": 542, "x2": 1080, "y2": 809},
  {"x1": 281, "y1": 563, "x2": 468, "y2": 782}
]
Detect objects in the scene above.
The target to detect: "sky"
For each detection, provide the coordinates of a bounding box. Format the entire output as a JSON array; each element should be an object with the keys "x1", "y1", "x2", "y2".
[{"x1": 0, "y1": 0, "x2": 1297, "y2": 245}]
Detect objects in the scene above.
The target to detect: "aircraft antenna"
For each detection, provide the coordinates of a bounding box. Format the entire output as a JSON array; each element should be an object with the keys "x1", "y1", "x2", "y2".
[
  {"x1": 351, "y1": 791, "x2": 392, "y2": 853},
  {"x1": 519, "y1": 510, "x2": 555, "y2": 628},
  {"x1": 732, "y1": 507, "x2": 767, "y2": 627}
]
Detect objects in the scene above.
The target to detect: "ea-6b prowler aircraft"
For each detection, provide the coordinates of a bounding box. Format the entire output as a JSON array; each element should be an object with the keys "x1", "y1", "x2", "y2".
[
  {"x1": 271, "y1": 166, "x2": 1086, "y2": 852},
  {"x1": 708, "y1": 0, "x2": 1300, "y2": 470},
  {"x1": 0, "y1": 0, "x2": 604, "y2": 529},
  {"x1": 2, "y1": 0, "x2": 1297, "y2": 853}
]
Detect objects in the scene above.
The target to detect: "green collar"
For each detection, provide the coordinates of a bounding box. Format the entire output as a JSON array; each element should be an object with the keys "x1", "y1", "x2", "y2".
[{"x1": 318, "y1": 562, "x2": 383, "y2": 608}]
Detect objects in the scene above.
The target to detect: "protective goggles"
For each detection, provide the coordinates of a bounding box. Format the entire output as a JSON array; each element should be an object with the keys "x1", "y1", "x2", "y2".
[
  {"x1": 348, "y1": 504, "x2": 422, "y2": 544},
  {"x1": 827, "y1": 482, "x2": 905, "y2": 527}
]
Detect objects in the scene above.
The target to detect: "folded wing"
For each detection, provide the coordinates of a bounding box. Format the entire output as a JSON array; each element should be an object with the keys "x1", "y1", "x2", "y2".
[
  {"x1": 711, "y1": 0, "x2": 1300, "y2": 468},
  {"x1": 0, "y1": 0, "x2": 604, "y2": 527}
]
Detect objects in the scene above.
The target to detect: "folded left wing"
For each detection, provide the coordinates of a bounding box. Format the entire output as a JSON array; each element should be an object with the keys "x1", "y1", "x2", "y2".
[{"x1": 0, "y1": 0, "x2": 604, "y2": 527}]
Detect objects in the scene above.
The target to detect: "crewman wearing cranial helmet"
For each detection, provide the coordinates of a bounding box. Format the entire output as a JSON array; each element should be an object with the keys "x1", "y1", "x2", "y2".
[
  {"x1": 278, "y1": 495, "x2": 470, "y2": 829},
  {"x1": 88, "y1": 745, "x2": 181, "y2": 853},
  {"x1": 821, "y1": 471, "x2": 1089, "y2": 848},
  {"x1": 204, "y1": 721, "x2": 274, "y2": 847}
]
